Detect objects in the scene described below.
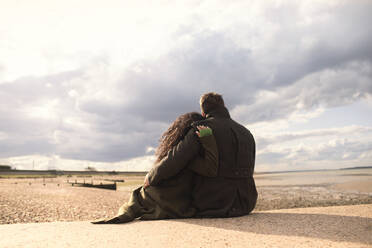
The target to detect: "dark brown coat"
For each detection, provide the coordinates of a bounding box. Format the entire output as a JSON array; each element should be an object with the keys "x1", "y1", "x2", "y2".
[{"x1": 148, "y1": 106, "x2": 257, "y2": 218}]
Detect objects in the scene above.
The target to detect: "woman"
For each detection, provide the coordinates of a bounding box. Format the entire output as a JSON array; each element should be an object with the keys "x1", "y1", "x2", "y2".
[{"x1": 92, "y1": 112, "x2": 218, "y2": 224}]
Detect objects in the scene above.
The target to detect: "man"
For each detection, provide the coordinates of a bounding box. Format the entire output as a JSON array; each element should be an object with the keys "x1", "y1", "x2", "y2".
[{"x1": 146, "y1": 92, "x2": 257, "y2": 217}]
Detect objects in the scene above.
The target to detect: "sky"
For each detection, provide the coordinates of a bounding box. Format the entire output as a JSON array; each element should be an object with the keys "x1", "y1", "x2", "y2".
[{"x1": 0, "y1": 0, "x2": 371, "y2": 172}]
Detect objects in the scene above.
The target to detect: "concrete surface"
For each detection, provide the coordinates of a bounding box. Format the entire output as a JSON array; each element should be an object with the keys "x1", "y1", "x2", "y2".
[{"x1": 1, "y1": 204, "x2": 371, "y2": 248}]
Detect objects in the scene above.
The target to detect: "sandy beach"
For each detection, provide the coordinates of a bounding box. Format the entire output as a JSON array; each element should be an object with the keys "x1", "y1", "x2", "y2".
[
  {"x1": 1, "y1": 169, "x2": 372, "y2": 247},
  {"x1": 1, "y1": 169, "x2": 372, "y2": 224}
]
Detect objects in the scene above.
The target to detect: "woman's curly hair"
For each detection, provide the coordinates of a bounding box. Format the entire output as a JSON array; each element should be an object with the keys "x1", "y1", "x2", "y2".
[{"x1": 155, "y1": 112, "x2": 204, "y2": 163}]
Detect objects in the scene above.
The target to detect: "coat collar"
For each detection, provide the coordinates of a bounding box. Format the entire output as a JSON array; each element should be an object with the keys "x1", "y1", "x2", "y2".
[{"x1": 206, "y1": 106, "x2": 231, "y2": 119}]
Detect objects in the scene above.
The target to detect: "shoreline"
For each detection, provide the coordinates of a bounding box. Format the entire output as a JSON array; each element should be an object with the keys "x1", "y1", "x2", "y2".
[
  {"x1": 1, "y1": 175, "x2": 372, "y2": 225},
  {"x1": 1, "y1": 168, "x2": 372, "y2": 225}
]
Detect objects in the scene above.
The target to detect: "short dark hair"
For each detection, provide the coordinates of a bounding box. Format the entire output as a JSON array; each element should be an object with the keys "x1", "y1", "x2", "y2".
[{"x1": 200, "y1": 92, "x2": 225, "y2": 114}]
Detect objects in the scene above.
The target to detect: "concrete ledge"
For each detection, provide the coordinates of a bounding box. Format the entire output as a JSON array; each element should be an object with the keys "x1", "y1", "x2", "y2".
[{"x1": 1, "y1": 204, "x2": 371, "y2": 248}]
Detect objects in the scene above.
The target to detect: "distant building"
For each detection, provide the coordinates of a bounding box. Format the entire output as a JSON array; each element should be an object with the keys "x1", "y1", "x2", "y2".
[{"x1": 0, "y1": 165, "x2": 12, "y2": 171}]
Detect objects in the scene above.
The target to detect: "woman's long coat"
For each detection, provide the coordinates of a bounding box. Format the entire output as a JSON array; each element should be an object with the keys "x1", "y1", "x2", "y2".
[{"x1": 117, "y1": 132, "x2": 218, "y2": 220}]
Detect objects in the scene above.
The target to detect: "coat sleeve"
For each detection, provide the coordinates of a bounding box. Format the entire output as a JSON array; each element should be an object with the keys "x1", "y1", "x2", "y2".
[
  {"x1": 146, "y1": 128, "x2": 201, "y2": 186},
  {"x1": 188, "y1": 134, "x2": 218, "y2": 177}
]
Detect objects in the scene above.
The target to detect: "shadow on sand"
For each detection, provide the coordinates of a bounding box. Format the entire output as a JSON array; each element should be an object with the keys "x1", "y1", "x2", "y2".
[{"x1": 173, "y1": 211, "x2": 372, "y2": 245}]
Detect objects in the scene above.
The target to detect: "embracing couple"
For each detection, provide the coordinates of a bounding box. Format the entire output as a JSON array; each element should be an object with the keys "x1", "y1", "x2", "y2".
[{"x1": 93, "y1": 92, "x2": 257, "y2": 224}]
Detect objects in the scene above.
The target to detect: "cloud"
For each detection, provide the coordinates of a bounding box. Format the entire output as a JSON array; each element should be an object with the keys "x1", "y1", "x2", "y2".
[
  {"x1": 0, "y1": 0, "x2": 371, "y2": 170},
  {"x1": 232, "y1": 61, "x2": 372, "y2": 124},
  {"x1": 256, "y1": 125, "x2": 372, "y2": 171},
  {"x1": 0, "y1": 69, "x2": 165, "y2": 162}
]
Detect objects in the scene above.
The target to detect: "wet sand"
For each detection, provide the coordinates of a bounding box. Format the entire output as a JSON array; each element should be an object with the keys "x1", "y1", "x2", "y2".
[
  {"x1": 255, "y1": 168, "x2": 372, "y2": 210},
  {"x1": 332, "y1": 180, "x2": 372, "y2": 193}
]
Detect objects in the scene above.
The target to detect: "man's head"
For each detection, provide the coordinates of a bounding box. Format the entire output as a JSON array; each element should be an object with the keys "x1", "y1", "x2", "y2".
[{"x1": 199, "y1": 92, "x2": 225, "y2": 117}]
